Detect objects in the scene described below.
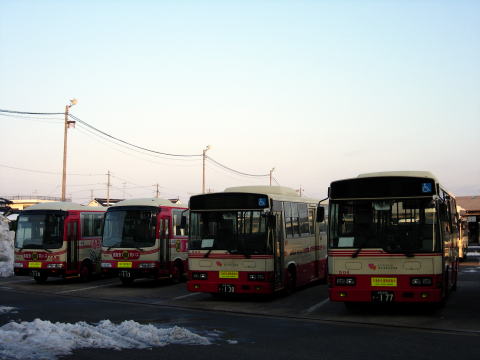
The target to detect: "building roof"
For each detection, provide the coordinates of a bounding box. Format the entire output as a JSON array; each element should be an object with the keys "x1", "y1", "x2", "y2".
[
  {"x1": 88, "y1": 198, "x2": 124, "y2": 207},
  {"x1": 456, "y1": 196, "x2": 480, "y2": 212}
]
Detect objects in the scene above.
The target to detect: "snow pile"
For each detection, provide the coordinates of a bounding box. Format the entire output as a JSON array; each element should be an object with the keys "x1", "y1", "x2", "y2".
[
  {"x1": 0, "y1": 306, "x2": 17, "y2": 314},
  {"x1": 0, "y1": 319, "x2": 211, "y2": 360},
  {"x1": 0, "y1": 216, "x2": 14, "y2": 277}
]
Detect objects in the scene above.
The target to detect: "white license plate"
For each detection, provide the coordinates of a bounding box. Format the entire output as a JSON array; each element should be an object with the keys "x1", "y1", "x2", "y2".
[{"x1": 218, "y1": 284, "x2": 235, "y2": 293}]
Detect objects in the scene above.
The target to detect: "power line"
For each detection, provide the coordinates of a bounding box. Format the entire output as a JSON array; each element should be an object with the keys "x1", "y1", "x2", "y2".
[
  {"x1": 206, "y1": 155, "x2": 270, "y2": 178},
  {"x1": 0, "y1": 163, "x2": 104, "y2": 176},
  {"x1": 0, "y1": 109, "x2": 64, "y2": 115},
  {"x1": 69, "y1": 114, "x2": 202, "y2": 158},
  {"x1": 75, "y1": 124, "x2": 201, "y2": 166}
]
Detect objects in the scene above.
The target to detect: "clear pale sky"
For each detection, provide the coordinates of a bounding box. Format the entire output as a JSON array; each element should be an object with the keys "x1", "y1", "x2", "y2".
[{"x1": 1, "y1": 0, "x2": 479, "y2": 204}]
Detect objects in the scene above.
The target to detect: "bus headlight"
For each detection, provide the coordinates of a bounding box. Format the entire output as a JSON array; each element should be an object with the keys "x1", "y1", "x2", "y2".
[
  {"x1": 139, "y1": 263, "x2": 156, "y2": 268},
  {"x1": 336, "y1": 277, "x2": 356, "y2": 286},
  {"x1": 47, "y1": 263, "x2": 64, "y2": 269},
  {"x1": 411, "y1": 277, "x2": 433, "y2": 286},
  {"x1": 192, "y1": 272, "x2": 208, "y2": 280},
  {"x1": 101, "y1": 262, "x2": 112, "y2": 268},
  {"x1": 248, "y1": 273, "x2": 266, "y2": 281},
  {"x1": 14, "y1": 262, "x2": 23, "y2": 268}
]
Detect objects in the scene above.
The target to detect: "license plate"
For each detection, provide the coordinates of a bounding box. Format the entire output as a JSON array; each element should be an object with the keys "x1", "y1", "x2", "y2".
[
  {"x1": 31, "y1": 271, "x2": 41, "y2": 277},
  {"x1": 218, "y1": 284, "x2": 235, "y2": 293},
  {"x1": 28, "y1": 262, "x2": 42, "y2": 268},
  {"x1": 372, "y1": 291, "x2": 395, "y2": 303},
  {"x1": 371, "y1": 277, "x2": 397, "y2": 287},
  {"x1": 219, "y1": 271, "x2": 238, "y2": 279},
  {"x1": 117, "y1": 262, "x2": 132, "y2": 268},
  {"x1": 119, "y1": 271, "x2": 131, "y2": 278}
]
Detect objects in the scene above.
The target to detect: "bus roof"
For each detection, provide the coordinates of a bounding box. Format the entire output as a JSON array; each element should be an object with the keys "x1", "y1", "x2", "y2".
[
  {"x1": 22, "y1": 202, "x2": 104, "y2": 212},
  {"x1": 110, "y1": 198, "x2": 186, "y2": 209},
  {"x1": 357, "y1": 171, "x2": 438, "y2": 182},
  {"x1": 223, "y1": 185, "x2": 318, "y2": 203}
]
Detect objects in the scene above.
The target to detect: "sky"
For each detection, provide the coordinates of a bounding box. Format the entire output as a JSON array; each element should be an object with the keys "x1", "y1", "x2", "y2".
[{"x1": 1, "y1": 0, "x2": 479, "y2": 204}]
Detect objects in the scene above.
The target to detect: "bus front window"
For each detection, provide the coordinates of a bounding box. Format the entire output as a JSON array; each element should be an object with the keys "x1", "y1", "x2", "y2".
[
  {"x1": 329, "y1": 199, "x2": 439, "y2": 253},
  {"x1": 189, "y1": 211, "x2": 269, "y2": 255},
  {"x1": 15, "y1": 214, "x2": 64, "y2": 250},
  {"x1": 103, "y1": 210, "x2": 157, "y2": 248}
]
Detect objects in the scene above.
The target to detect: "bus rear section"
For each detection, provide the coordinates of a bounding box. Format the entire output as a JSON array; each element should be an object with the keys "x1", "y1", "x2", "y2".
[
  {"x1": 187, "y1": 186, "x2": 327, "y2": 295},
  {"x1": 13, "y1": 202, "x2": 105, "y2": 283},
  {"x1": 327, "y1": 171, "x2": 460, "y2": 304},
  {"x1": 101, "y1": 198, "x2": 188, "y2": 285}
]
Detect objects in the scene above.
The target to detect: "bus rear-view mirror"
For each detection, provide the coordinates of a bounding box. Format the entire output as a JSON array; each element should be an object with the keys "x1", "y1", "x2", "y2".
[{"x1": 316, "y1": 206, "x2": 325, "y2": 222}]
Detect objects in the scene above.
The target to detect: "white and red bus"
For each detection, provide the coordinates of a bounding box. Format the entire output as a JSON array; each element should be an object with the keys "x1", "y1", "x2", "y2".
[
  {"x1": 187, "y1": 186, "x2": 327, "y2": 295},
  {"x1": 327, "y1": 171, "x2": 460, "y2": 304},
  {"x1": 101, "y1": 198, "x2": 189, "y2": 285},
  {"x1": 13, "y1": 202, "x2": 105, "y2": 283}
]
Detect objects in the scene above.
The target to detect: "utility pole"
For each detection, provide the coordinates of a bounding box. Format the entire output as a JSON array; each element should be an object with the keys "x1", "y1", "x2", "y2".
[
  {"x1": 61, "y1": 99, "x2": 77, "y2": 201},
  {"x1": 90, "y1": 189, "x2": 94, "y2": 201},
  {"x1": 269, "y1": 167, "x2": 275, "y2": 186},
  {"x1": 202, "y1": 145, "x2": 211, "y2": 194},
  {"x1": 297, "y1": 185, "x2": 303, "y2": 197},
  {"x1": 106, "y1": 170, "x2": 111, "y2": 206}
]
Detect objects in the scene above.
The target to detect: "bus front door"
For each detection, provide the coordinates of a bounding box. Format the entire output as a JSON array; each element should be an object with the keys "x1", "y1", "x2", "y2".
[
  {"x1": 273, "y1": 212, "x2": 284, "y2": 290},
  {"x1": 66, "y1": 221, "x2": 79, "y2": 272},
  {"x1": 159, "y1": 217, "x2": 171, "y2": 269}
]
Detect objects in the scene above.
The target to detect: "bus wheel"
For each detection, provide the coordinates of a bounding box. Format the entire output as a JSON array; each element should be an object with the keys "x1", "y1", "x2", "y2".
[
  {"x1": 34, "y1": 273, "x2": 48, "y2": 284},
  {"x1": 80, "y1": 262, "x2": 91, "y2": 282},
  {"x1": 285, "y1": 267, "x2": 296, "y2": 294},
  {"x1": 120, "y1": 277, "x2": 134, "y2": 286},
  {"x1": 171, "y1": 261, "x2": 183, "y2": 284}
]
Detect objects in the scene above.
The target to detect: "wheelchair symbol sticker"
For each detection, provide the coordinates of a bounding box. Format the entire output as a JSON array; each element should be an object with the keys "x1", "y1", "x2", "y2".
[
  {"x1": 421, "y1": 183, "x2": 432, "y2": 193},
  {"x1": 258, "y1": 198, "x2": 267, "y2": 207}
]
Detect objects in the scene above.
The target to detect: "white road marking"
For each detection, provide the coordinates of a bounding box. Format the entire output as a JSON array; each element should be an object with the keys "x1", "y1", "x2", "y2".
[
  {"x1": 56, "y1": 282, "x2": 117, "y2": 294},
  {"x1": 305, "y1": 298, "x2": 330, "y2": 313},
  {"x1": 173, "y1": 292, "x2": 203, "y2": 300}
]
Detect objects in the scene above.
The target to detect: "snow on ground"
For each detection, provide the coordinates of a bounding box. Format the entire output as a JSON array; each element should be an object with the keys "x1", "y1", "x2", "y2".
[
  {"x1": 0, "y1": 215, "x2": 14, "y2": 277},
  {"x1": 0, "y1": 319, "x2": 212, "y2": 360},
  {"x1": 0, "y1": 306, "x2": 17, "y2": 314}
]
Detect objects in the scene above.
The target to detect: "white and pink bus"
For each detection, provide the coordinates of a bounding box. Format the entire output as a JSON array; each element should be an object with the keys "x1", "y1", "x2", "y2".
[
  {"x1": 187, "y1": 186, "x2": 327, "y2": 295},
  {"x1": 327, "y1": 171, "x2": 460, "y2": 305},
  {"x1": 13, "y1": 202, "x2": 105, "y2": 283},
  {"x1": 101, "y1": 198, "x2": 189, "y2": 285}
]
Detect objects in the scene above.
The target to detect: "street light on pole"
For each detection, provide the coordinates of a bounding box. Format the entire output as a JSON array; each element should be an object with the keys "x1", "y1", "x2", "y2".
[
  {"x1": 269, "y1": 167, "x2": 275, "y2": 186},
  {"x1": 61, "y1": 98, "x2": 77, "y2": 201},
  {"x1": 202, "y1": 145, "x2": 211, "y2": 194}
]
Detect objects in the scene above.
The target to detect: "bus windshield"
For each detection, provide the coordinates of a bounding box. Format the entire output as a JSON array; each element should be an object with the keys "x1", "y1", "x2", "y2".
[
  {"x1": 329, "y1": 199, "x2": 440, "y2": 253},
  {"x1": 15, "y1": 213, "x2": 64, "y2": 250},
  {"x1": 189, "y1": 211, "x2": 269, "y2": 255},
  {"x1": 102, "y1": 210, "x2": 157, "y2": 248}
]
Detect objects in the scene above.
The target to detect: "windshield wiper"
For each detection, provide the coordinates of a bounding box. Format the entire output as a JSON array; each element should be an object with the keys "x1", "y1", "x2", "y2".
[
  {"x1": 351, "y1": 247, "x2": 363, "y2": 258},
  {"x1": 203, "y1": 248, "x2": 213, "y2": 258},
  {"x1": 42, "y1": 247, "x2": 52, "y2": 253}
]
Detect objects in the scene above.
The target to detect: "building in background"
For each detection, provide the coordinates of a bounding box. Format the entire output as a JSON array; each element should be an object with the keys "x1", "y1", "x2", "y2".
[
  {"x1": 87, "y1": 198, "x2": 124, "y2": 207},
  {"x1": 0, "y1": 196, "x2": 68, "y2": 211},
  {"x1": 456, "y1": 196, "x2": 480, "y2": 245}
]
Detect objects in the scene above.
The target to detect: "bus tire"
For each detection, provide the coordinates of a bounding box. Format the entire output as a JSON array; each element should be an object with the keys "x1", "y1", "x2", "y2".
[
  {"x1": 120, "y1": 277, "x2": 134, "y2": 286},
  {"x1": 34, "y1": 273, "x2": 48, "y2": 284},
  {"x1": 285, "y1": 266, "x2": 296, "y2": 294},
  {"x1": 80, "y1": 262, "x2": 92, "y2": 282},
  {"x1": 171, "y1": 261, "x2": 183, "y2": 284}
]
